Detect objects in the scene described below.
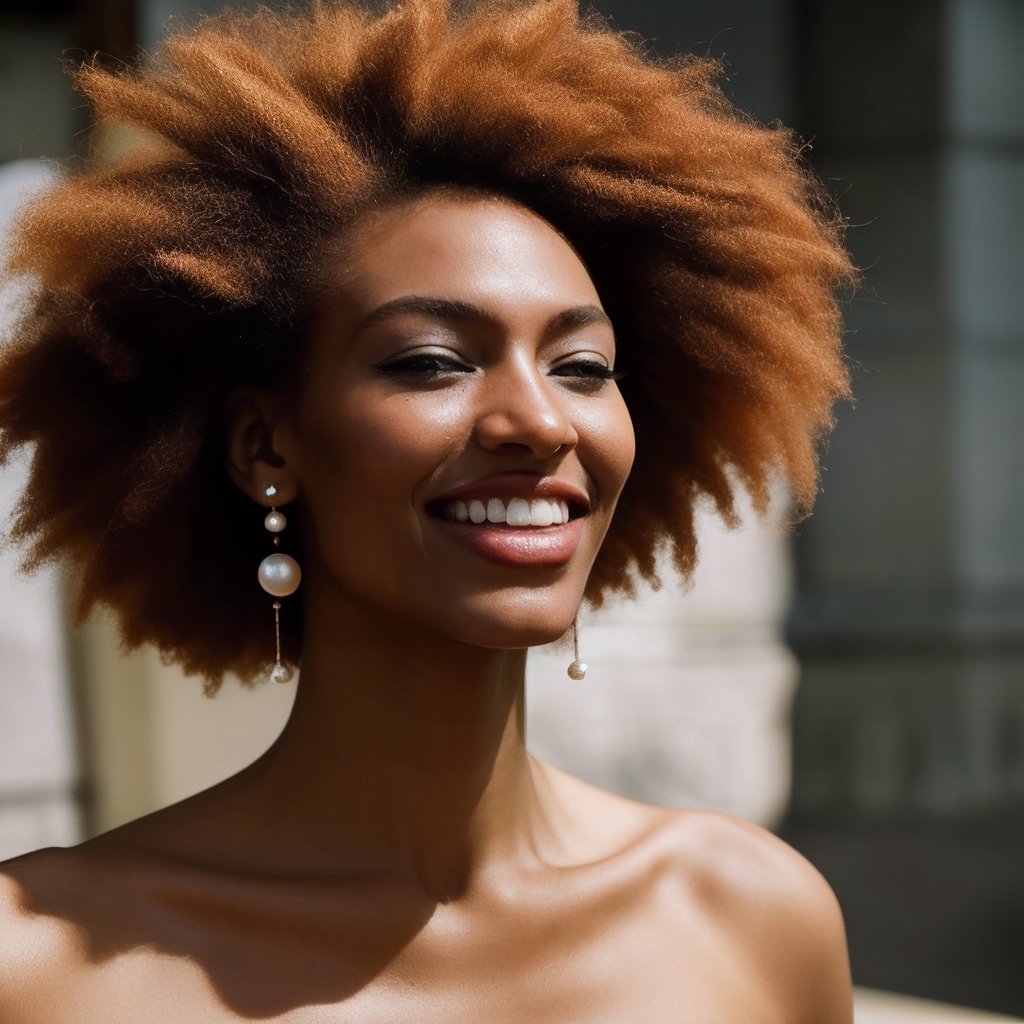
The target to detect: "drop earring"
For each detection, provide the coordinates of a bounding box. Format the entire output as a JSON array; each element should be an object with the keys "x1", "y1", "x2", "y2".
[
  {"x1": 257, "y1": 483, "x2": 301, "y2": 683},
  {"x1": 567, "y1": 614, "x2": 587, "y2": 680}
]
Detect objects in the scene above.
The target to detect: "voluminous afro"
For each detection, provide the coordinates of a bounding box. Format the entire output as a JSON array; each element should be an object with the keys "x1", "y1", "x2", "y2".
[{"x1": 0, "y1": 0, "x2": 853, "y2": 689}]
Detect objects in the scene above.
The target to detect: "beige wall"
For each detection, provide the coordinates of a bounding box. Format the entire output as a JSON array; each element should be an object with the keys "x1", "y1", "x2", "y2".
[{"x1": 74, "y1": 612, "x2": 295, "y2": 836}]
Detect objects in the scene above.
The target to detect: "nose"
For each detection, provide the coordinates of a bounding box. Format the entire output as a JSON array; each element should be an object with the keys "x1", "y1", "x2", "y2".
[{"x1": 472, "y1": 362, "x2": 578, "y2": 459}]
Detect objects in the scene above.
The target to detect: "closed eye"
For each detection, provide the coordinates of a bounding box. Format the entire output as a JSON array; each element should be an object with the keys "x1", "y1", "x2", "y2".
[
  {"x1": 549, "y1": 361, "x2": 624, "y2": 383},
  {"x1": 375, "y1": 353, "x2": 474, "y2": 377}
]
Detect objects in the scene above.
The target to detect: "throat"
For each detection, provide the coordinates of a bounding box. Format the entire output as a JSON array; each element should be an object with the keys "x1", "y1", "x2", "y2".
[{"x1": 231, "y1": 644, "x2": 545, "y2": 892}]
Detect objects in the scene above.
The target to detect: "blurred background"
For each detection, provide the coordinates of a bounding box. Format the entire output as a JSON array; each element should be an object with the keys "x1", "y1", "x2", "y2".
[{"x1": 1, "y1": 0, "x2": 1022, "y2": 1017}]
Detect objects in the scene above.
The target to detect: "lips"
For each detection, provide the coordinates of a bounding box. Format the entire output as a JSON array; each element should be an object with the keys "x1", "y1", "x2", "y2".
[{"x1": 426, "y1": 473, "x2": 590, "y2": 568}]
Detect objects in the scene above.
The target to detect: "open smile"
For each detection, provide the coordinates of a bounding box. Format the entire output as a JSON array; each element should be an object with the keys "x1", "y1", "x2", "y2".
[
  {"x1": 427, "y1": 474, "x2": 590, "y2": 567},
  {"x1": 441, "y1": 496, "x2": 572, "y2": 527}
]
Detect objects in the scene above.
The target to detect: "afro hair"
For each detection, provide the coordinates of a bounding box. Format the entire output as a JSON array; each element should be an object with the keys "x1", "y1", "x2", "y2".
[{"x1": 0, "y1": 0, "x2": 853, "y2": 690}]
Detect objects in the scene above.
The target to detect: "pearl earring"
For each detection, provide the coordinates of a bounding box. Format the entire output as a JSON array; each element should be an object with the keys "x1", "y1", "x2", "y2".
[
  {"x1": 257, "y1": 483, "x2": 301, "y2": 683},
  {"x1": 567, "y1": 615, "x2": 587, "y2": 680}
]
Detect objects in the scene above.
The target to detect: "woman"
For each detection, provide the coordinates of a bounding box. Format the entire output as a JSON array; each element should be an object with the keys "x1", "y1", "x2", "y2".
[{"x1": 0, "y1": 0, "x2": 854, "y2": 1019}]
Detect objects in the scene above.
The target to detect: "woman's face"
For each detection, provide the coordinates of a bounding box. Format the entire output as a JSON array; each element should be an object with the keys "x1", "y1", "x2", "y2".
[{"x1": 277, "y1": 194, "x2": 634, "y2": 649}]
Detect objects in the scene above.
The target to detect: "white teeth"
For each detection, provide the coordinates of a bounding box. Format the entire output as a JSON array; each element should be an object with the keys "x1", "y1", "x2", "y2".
[
  {"x1": 529, "y1": 499, "x2": 554, "y2": 527},
  {"x1": 506, "y1": 497, "x2": 531, "y2": 526},
  {"x1": 444, "y1": 496, "x2": 576, "y2": 526}
]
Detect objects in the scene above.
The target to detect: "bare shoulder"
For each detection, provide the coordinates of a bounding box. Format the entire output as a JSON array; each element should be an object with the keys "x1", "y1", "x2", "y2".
[
  {"x1": 538, "y1": 763, "x2": 853, "y2": 1023},
  {"x1": 547, "y1": 766, "x2": 847, "y2": 946},
  {"x1": 538, "y1": 759, "x2": 843, "y2": 917},
  {"x1": 664, "y1": 808, "x2": 842, "y2": 917},
  {"x1": 659, "y1": 809, "x2": 854, "y2": 1024},
  {"x1": 0, "y1": 846, "x2": 97, "y2": 1020}
]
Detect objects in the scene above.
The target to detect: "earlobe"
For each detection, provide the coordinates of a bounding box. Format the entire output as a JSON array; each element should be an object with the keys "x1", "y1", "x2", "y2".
[{"x1": 225, "y1": 389, "x2": 299, "y2": 505}]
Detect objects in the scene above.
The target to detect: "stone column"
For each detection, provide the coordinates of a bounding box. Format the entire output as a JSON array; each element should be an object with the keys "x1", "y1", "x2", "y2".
[{"x1": 788, "y1": 0, "x2": 1024, "y2": 823}]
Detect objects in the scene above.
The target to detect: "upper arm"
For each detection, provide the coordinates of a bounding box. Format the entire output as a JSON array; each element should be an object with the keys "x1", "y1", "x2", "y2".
[{"x1": 771, "y1": 848, "x2": 854, "y2": 1024}]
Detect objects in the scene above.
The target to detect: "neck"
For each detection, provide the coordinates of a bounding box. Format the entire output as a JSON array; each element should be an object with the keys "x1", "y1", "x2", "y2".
[{"x1": 240, "y1": 597, "x2": 554, "y2": 899}]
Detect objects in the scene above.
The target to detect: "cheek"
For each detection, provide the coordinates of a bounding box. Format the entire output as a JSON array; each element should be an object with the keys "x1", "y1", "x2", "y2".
[
  {"x1": 290, "y1": 389, "x2": 467, "y2": 568},
  {"x1": 612, "y1": 399, "x2": 637, "y2": 479},
  {"x1": 302, "y1": 390, "x2": 463, "y2": 480},
  {"x1": 582, "y1": 394, "x2": 635, "y2": 503}
]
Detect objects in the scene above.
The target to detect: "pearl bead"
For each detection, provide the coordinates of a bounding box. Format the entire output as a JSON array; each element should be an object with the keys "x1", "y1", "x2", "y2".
[
  {"x1": 271, "y1": 663, "x2": 294, "y2": 684},
  {"x1": 258, "y1": 553, "x2": 301, "y2": 597},
  {"x1": 567, "y1": 659, "x2": 587, "y2": 680},
  {"x1": 264, "y1": 510, "x2": 287, "y2": 533}
]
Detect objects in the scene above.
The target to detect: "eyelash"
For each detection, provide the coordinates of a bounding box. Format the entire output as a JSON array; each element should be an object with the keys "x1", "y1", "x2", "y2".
[
  {"x1": 550, "y1": 361, "x2": 624, "y2": 383},
  {"x1": 376, "y1": 353, "x2": 470, "y2": 376},
  {"x1": 376, "y1": 354, "x2": 623, "y2": 384}
]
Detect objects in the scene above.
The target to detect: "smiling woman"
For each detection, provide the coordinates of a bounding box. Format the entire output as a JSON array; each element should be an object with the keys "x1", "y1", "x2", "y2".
[
  {"x1": 0, "y1": 1, "x2": 853, "y2": 1021},
  {"x1": 259, "y1": 195, "x2": 636, "y2": 657}
]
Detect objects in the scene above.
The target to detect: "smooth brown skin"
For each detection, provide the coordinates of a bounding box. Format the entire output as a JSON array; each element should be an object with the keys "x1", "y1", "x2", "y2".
[{"x1": 0, "y1": 197, "x2": 853, "y2": 1023}]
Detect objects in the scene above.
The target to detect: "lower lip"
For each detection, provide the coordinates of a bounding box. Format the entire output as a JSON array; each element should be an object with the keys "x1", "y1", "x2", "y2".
[{"x1": 433, "y1": 516, "x2": 586, "y2": 568}]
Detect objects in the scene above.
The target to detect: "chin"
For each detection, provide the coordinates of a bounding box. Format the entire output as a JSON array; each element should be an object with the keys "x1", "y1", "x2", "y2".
[
  {"x1": 438, "y1": 590, "x2": 577, "y2": 651},
  {"x1": 471, "y1": 622, "x2": 571, "y2": 652}
]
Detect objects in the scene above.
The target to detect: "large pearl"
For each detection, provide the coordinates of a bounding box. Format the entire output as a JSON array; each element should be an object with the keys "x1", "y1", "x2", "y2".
[{"x1": 258, "y1": 553, "x2": 301, "y2": 597}]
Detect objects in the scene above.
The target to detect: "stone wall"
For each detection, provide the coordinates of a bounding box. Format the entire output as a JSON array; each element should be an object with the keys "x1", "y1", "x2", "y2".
[{"x1": 0, "y1": 161, "x2": 82, "y2": 860}]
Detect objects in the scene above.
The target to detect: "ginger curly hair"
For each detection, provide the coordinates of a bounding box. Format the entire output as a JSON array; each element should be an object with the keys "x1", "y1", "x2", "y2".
[{"x1": 0, "y1": 0, "x2": 853, "y2": 689}]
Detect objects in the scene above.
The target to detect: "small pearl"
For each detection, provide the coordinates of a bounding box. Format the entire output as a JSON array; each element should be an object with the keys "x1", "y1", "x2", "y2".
[
  {"x1": 271, "y1": 663, "x2": 294, "y2": 684},
  {"x1": 567, "y1": 660, "x2": 587, "y2": 680},
  {"x1": 264, "y1": 510, "x2": 287, "y2": 533},
  {"x1": 258, "y1": 553, "x2": 301, "y2": 597}
]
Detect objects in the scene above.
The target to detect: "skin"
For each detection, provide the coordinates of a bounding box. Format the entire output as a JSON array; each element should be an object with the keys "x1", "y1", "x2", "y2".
[{"x1": 0, "y1": 195, "x2": 853, "y2": 1023}]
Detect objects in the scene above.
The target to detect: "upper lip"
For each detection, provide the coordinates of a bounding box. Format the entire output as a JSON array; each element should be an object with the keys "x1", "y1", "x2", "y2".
[{"x1": 427, "y1": 473, "x2": 591, "y2": 518}]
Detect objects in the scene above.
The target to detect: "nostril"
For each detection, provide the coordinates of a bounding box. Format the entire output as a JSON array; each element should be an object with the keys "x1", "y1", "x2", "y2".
[{"x1": 472, "y1": 403, "x2": 576, "y2": 458}]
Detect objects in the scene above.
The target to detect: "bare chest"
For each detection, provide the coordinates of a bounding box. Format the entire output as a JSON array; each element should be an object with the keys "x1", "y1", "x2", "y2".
[{"x1": 23, "y1": 902, "x2": 786, "y2": 1024}]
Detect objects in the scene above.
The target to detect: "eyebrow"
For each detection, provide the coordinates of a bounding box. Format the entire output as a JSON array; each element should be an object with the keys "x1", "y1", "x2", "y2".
[{"x1": 350, "y1": 295, "x2": 613, "y2": 338}]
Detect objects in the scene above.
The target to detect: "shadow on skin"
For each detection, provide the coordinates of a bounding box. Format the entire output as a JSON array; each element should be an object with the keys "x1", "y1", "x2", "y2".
[{"x1": 4, "y1": 843, "x2": 444, "y2": 1017}]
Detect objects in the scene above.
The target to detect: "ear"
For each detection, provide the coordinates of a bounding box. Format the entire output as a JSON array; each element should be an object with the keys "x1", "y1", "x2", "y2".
[{"x1": 225, "y1": 388, "x2": 300, "y2": 506}]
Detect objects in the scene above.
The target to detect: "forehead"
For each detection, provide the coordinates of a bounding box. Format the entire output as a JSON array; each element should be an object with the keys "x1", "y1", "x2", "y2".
[{"x1": 327, "y1": 195, "x2": 602, "y2": 313}]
